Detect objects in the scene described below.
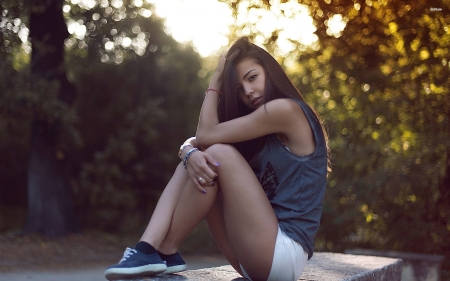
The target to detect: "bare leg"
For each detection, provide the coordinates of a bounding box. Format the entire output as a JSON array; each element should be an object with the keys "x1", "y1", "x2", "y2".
[
  {"x1": 156, "y1": 169, "x2": 219, "y2": 253},
  {"x1": 139, "y1": 162, "x2": 190, "y2": 247},
  {"x1": 157, "y1": 144, "x2": 278, "y2": 280},
  {"x1": 206, "y1": 192, "x2": 242, "y2": 274}
]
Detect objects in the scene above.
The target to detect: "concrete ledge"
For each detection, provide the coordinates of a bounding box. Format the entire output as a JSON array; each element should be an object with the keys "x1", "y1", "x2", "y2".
[
  {"x1": 346, "y1": 249, "x2": 445, "y2": 281},
  {"x1": 134, "y1": 252, "x2": 402, "y2": 280},
  {"x1": 299, "y1": 252, "x2": 402, "y2": 281}
]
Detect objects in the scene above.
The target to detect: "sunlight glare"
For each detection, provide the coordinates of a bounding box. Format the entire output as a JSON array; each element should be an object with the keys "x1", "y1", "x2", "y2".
[
  {"x1": 236, "y1": 0, "x2": 317, "y2": 56},
  {"x1": 67, "y1": 19, "x2": 87, "y2": 40},
  {"x1": 327, "y1": 14, "x2": 347, "y2": 38},
  {"x1": 147, "y1": 0, "x2": 233, "y2": 57},
  {"x1": 70, "y1": 0, "x2": 96, "y2": 9}
]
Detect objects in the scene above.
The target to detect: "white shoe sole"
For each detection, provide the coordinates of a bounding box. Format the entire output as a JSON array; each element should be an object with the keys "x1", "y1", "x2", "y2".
[
  {"x1": 105, "y1": 263, "x2": 167, "y2": 280},
  {"x1": 162, "y1": 264, "x2": 187, "y2": 275}
]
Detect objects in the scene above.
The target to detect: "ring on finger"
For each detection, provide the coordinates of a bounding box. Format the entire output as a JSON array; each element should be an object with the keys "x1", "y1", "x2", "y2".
[{"x1": 197, "y1": 177, "x2": 204, "y2": 182}]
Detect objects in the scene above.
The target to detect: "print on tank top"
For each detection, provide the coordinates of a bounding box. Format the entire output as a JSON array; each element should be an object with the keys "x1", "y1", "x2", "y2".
[{"x1": 259, "y1": 162, "x2": 278, "y2": 200}]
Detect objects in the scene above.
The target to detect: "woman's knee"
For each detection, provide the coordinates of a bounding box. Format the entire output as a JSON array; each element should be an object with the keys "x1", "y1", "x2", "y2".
[{"x1": 204, "y1": 144, "x2": 241, "y2": 161}]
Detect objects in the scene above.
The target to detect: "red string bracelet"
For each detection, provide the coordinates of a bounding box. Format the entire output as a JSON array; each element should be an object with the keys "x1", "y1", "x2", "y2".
[{"x1": 206, "y1": 88, "x2": 220, "y2": 95}]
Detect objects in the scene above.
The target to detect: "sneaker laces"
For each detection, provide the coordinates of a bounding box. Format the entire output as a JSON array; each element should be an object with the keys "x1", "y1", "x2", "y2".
[{"x1": 119, "y1": 247, "x2": 137, "y2": 263}]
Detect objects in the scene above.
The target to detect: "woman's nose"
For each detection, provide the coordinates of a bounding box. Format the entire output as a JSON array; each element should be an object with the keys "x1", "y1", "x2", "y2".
[{"x1": 243, "y1": 85, "x2": 253, "y2": 96}]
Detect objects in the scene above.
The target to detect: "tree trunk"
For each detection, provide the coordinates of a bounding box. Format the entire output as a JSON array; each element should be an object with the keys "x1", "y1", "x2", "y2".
[{"x1": 23, "y1": 0, "x2": 77, "y2": 237}]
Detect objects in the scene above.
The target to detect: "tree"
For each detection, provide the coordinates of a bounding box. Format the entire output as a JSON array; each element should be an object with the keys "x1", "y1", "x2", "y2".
[
  {"x1": 24, "y1": 0, "x2": 81, "y2": 237},
  {"x1": 0, "y1": 0, "x2": 79, "y2": 237},
  {"x1": 0, "y1": 12, "x2": 31, "y2": 231}
]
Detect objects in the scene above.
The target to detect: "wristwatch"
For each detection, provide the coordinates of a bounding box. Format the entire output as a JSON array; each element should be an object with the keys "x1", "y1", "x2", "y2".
[{"x1": 178, "y1": 144, "x2": 193, "y2": 159}]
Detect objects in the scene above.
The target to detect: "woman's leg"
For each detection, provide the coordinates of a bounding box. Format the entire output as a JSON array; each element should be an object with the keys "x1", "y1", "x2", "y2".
[
  {"x1": 206, "y1": 192, "x2": 242, "y2": 273},
  {"x1": 154, "y1": 168, "x2": 220, "y2": 253},
  {"x1": 157, "y1": 144, "x2": 278, "y2": 281},
  {"x1": 139, "y1": 162, "x2": 191, "y2": 248},
  {"x1": 140, "y1": 160, "x2": 220, "y2": 253}
]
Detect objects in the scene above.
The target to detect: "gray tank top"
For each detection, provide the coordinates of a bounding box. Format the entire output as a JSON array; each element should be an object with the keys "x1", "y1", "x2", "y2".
[{"x1": 249, "y1": 99, "x2": 327, "y2": 259}]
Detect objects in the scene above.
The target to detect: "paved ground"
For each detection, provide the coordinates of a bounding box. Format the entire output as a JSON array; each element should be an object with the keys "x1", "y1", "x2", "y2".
[{"x1": 0, "y1": 255, "x2": 230, "y2": 281}]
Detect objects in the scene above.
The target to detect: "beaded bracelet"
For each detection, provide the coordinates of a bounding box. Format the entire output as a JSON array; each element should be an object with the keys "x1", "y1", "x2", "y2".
[
  {"x1": 178, "y1": 143, "x2": 193, "y2": 159},
  {"x1": 183, "y1": 148, "x2": 199, "y2": 169},
  {"x1": 206, "y1": 88, "x2": 220, "y2": 95}
]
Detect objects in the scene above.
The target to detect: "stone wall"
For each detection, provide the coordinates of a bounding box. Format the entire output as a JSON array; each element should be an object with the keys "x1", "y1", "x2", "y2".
[
  {"x1": 136, "y1": 252, "x2": 403, "y2": 280},
  {"x1": 346, "y1": 249, "x2": 445, "y2": 281}
]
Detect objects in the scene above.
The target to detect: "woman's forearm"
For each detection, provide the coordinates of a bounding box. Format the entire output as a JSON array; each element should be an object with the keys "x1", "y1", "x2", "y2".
[
  {"x1": 195, "y1": 54, "x2": 226, "y2": 147},
  {"x1": 196, "y1": 90, "x2": 220, "y2": 145}
]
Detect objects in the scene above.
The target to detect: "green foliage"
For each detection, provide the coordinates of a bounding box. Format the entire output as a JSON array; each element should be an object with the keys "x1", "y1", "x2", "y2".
[
  {"x1": 0, "y1": 59, "x2": 32, "y2": 214},
  {"x1": 0, "y1": 39, "x2": 79, "y2": 214},
  {"x1": 0, "y1": 1, "x2": 206, "y2": 233},
  {"x1": 0, "y1": 1, "x2": 30, "y2": 68},
  {"x1": 65, "y1": 3, "x2": 206, "y2": 231}
]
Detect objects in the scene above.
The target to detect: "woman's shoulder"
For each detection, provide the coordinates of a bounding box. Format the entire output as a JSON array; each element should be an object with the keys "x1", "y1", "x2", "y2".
[
  {"x1": 260, "y1": 99, "x2": 310, "y2": 134},
  {"x1": 263, "y1": 98, "x2": 307, "y2": 119},
  {"x1": 264, "y1": 98, "x2": 303, "y2": 112}
]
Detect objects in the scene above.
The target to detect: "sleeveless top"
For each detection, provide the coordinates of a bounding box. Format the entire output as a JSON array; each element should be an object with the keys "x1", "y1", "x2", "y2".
[{"x1": 249, "y1": 99, "x2": 327, "y2": 259}]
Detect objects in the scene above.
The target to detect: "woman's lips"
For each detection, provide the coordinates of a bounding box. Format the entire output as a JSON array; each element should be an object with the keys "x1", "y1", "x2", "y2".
[{"x1": 251, "y1": 97, "x2": 261, "y2": 105}]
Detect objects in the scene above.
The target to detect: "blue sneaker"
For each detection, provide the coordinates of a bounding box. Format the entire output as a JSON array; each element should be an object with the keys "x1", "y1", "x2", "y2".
[
  {"x1": 104, "y1": 247, "x2": 167, "y2": 280},
  {"x1": 161, "y1": 252, "x2": 187, "y2": 274}
]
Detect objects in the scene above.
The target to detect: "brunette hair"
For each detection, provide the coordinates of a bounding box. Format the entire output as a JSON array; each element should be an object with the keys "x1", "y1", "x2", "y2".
[{"x1": 218, "y1": 37, "x2": 331, "y2": 171}]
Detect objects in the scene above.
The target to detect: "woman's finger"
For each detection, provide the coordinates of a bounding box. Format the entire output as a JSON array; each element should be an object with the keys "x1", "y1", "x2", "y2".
[
  {"x1": 203, "y1": 153, "x2": 219, "y2": 180},
  {"x1": 196, "y1": 175, "x2": 207, "y2": 185},
  {"x1": 197, "y1": 173, "x2": 217, "y2": 187},
  {"x1": 186, "y1": 152, "x2": 217, "y2": 187},
  {"x1": 204, "y1": 153, "x2": 220, "y2": 168},
  {"x1": 191, "y1": 153, "x2": 217, "y2": 182},
  {"x1": 192, "y1": 176, "x2": 207, "y2": 194}
]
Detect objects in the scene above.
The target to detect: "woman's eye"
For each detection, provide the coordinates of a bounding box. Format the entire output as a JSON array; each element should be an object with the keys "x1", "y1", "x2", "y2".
[{"x1": 249, "y1": 75, "x2": 257, "y2": 81}]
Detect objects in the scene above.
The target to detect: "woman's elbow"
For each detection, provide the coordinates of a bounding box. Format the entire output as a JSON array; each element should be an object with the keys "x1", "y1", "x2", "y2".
[{"x1": 195, "y1": 132, "x2": 209, "y2": 147}]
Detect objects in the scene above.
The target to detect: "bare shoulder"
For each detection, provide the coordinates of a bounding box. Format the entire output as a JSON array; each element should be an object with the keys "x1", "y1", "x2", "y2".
[
  {"x1": 262, "y1": 99, "x2": 308, "y2": 123},
  {"x1": 262, "y1": 98, "x2": 300, "y2": 113},
  {"x1": 264, "y1": 98, "x2": 297, "y2": 109},
  {"x1": 268, "y1": 99, "x2": 315, "y2": 155}
]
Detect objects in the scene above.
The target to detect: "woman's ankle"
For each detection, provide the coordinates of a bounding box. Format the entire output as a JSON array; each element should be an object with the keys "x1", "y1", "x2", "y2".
[
  {"x1": 157, "y1": 242, "x2": 178, "y2": 256},
  {"x1": 157, "y1": 251, "x2": 178, "y2": 259},
  {"x1": 135, "y1": 241, "x2": 157, "y2": 255}
]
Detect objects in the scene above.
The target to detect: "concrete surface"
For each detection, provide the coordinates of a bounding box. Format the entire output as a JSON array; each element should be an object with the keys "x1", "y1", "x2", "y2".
[
  {"x1": 140, "y1": 252, "x2": 403, "y2": 281},
  {"x1": 346, "y1": 249, "x2": 445, "y2": 281},
  {"x1": 0, "y1": 252, "x2": 403, "y2": 281},
  {"x1": 0, "y1": 255, "x2": 229, "y2": 281}
]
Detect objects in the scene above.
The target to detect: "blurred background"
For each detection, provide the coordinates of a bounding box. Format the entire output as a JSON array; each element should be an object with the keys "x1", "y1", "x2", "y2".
[{"x1": 0, "y1": 0, "x2": 449, "y2": 279}]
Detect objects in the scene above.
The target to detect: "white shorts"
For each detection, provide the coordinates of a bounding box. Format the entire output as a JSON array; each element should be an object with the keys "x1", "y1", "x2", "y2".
[{"x1": 240, "y1": 226, "x2": 308, "y2": 281}]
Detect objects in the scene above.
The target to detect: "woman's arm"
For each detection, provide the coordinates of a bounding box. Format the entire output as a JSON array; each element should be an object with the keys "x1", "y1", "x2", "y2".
[
  {"x1": 195, "y1": 53, "x2": 226, "y2": 138},
  {"x1": 195, "y1": 54, "x2": 299, "y2": 147},
  {"x1": 196, "y1": 98, "x2": 305, "y2": 147}
]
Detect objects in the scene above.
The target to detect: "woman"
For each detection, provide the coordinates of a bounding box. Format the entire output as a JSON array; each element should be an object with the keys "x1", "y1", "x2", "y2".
[{"x1": 105, "y1": 37, "x2": 330, "y2": 281}]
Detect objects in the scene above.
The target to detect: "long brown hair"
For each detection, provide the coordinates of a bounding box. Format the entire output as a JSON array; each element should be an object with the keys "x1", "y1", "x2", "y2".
[{"x1": 218, "y1": 37, "x2": 331, "y2": 171}]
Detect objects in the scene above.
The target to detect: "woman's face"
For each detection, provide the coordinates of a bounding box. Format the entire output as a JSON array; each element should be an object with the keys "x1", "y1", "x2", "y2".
[{"x1": 235, "y1": 58, "x2": 266, "y2": 110}]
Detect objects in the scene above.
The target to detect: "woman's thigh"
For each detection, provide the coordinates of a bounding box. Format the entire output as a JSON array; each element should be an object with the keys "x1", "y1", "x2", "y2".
[
  {"x1": 206, "y1": 193, "x2": 242, "y2": 274},
  {"x1": 205, "y1": 144, "x2": 278, "y2": 281}
]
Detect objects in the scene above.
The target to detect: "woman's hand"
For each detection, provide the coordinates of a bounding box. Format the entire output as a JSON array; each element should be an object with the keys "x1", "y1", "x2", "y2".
[
  {"x1": 185, "y1": 150, "x2": 220, "y2": 193},
  {"x1": 208, "y1": 53, "x2": 228, "y2": 91},
  {"x1": 209, "y1": 51, "x2": 240, "y2": 91}
]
